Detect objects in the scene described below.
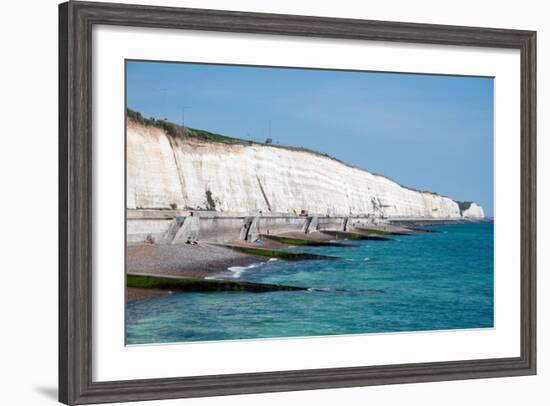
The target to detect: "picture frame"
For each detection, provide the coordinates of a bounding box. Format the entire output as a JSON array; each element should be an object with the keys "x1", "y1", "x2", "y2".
[{"x1": 59, "y1": 1, "x2": 537, "y2": 404}]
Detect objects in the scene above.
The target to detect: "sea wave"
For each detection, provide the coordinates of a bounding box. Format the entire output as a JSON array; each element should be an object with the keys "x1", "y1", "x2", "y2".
[
  {"x1": 344, "y1": 257, "x2": 372, "y2": 262},
  {"x1": 206, "y1": 261, "x2": 267, "y2": 280},
  {"x1": 307, "y1": 287, "x2": 335, "y2": 292}
]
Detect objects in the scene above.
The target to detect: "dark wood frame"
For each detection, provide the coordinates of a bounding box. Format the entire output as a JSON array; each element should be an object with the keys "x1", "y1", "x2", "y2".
[{"x1": 59, "y1": 1, "x2": 537, "y2": 404}]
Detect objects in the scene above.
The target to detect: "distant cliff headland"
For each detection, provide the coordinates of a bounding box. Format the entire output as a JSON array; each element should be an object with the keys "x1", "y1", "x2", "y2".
[{"x1": 126, "y1": 109, "x2": 484, "y2": 219}]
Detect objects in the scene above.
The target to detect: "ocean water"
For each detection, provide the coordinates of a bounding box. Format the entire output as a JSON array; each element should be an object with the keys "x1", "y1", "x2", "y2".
[{"x1": 126, "y1": 222, "x2": 494, "y2": 344}]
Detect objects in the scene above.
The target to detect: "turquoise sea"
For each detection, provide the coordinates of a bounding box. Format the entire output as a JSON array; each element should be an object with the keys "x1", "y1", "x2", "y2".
[{"x1": 126, "y1": 222, "x2": 494, "y2": 344}]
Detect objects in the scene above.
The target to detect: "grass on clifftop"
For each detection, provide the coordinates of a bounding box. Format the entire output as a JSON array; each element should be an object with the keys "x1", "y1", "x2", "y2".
[
  {"x1": 127, "y1": 108, "x2": 339, "y2": 159},
  {"x1": 127, "y1": 108, "x2": 246, "y2": 145}
]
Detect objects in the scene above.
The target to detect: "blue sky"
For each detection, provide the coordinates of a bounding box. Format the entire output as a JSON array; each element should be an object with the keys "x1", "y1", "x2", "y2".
[{"x1": 127, "y1": 61, "x2": 494, "y2": 216}]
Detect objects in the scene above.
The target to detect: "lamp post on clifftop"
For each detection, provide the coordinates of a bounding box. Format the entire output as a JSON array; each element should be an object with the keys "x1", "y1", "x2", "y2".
[{"x1": 181, "y1": 106, "x2": 191, "y2": 131}]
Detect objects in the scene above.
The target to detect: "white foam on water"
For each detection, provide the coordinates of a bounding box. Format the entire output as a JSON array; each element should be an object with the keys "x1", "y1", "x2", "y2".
[
  {"x1": 206, "y1": 261, "x2": 267, "y2": 280},
  {"x1": 307, "y1": 287, "x2": 335, "y2": 292},
  {"x1": 344, "y1": 257, "x2": 372, "y2": 262}
]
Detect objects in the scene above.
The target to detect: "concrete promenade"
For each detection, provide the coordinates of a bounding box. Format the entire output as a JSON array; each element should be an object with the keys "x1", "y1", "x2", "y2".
[{"x1": 126, "y1": 209, "x2": 479, "y2": 245}]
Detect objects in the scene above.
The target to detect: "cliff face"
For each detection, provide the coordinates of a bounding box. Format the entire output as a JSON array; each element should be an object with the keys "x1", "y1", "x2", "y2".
[
  {"x1": 460, "y1": 202, "x2": 485, "y2": 218},
  {"x1": 127, "y1": 120, "x2": 483, "y2": 219}
]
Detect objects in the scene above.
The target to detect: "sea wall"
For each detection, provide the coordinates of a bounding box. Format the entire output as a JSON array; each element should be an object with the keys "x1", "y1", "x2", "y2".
[
  {"x1": 127, "y1": 120, "x2": 485, "y2": 220},
  {"x1": 128, "y1": 210, "x2": 362, "y2": 243}
]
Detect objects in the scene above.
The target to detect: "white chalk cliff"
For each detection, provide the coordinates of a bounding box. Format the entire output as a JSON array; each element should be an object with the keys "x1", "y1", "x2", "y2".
[
  {"x1": 460, "y1": 202, "x2": 485, "y2": 218},
  {"x1": 127, "y1": 119, "x2": 484, "y2": 219}
]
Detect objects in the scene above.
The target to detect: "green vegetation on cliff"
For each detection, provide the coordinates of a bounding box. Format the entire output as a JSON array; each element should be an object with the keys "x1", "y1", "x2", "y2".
[
  {"x1": 127, "y1": 108, "x2": 246, "y2": 145},
  {"x1": 127, "y1": 107, "x2": 338, "y2": 158}
]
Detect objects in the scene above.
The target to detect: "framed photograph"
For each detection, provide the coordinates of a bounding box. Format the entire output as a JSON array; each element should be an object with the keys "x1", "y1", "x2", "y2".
[{"x1": 59, "y1": 1, "x2": 536, "y2": 404}]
